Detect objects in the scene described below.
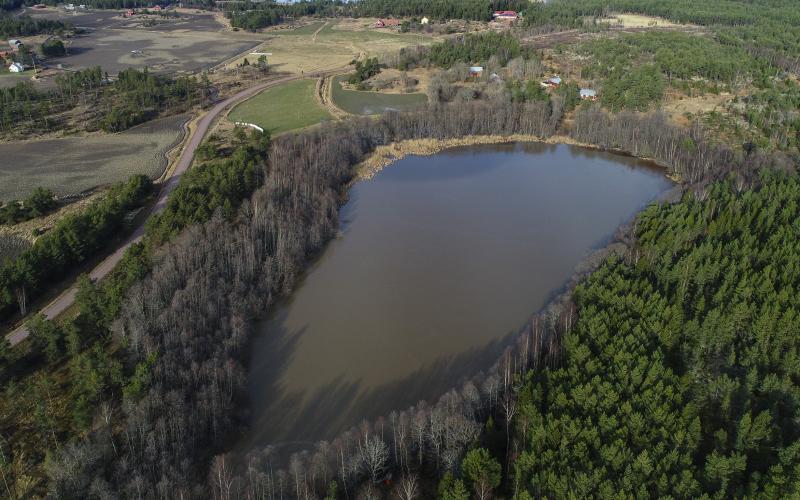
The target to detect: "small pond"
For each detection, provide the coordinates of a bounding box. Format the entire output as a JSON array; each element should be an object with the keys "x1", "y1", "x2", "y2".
[{"x1": 332, "y1": 75, "x2": 428, "y2": 115}]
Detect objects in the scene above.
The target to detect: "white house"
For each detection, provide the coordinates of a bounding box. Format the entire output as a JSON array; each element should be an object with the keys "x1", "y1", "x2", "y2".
[
  {"x1": 421, "y1": 17, "x2": 429, "y2": 24},
  {"x1": 469, "y1": 66, "x2": 484, "y2": 77},
  {"x1": 580, "y1": 88, "x2": 598, "y2": 101},
  {"x1": 8, "y1": 62, "x2": 25, "y2": 73}
]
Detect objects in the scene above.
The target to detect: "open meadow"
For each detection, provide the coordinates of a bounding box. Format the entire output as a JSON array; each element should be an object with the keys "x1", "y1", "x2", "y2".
[
  {"x1": 228, "y1": 79, "x2": 331, "y2": 135},
  {"x1": 0, "y1": 114, "x2": 186, "y2": 201},
  {"x1": 225, "y1": 19, "x2": 433, "y2": 74},
  {"x1": 28, "y1": 9, "x2": 261, "y2": 74},
  {"x1": 332, "y1": 75, "x2": 427, "y2": 115}
]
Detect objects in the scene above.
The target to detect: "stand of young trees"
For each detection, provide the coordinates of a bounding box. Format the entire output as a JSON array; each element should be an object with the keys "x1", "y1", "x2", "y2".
[
  {"x1": 0, "y1": 66, "x2": 207, "y2": 136},
  {"x1": 0, "y1": 175, "x2": 152, "y2": 320}
]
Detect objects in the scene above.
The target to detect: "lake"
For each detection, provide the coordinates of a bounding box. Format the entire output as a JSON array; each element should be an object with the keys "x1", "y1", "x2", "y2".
[{"x1": 245, "y1": 142, "x2": 672, "y2": 447}]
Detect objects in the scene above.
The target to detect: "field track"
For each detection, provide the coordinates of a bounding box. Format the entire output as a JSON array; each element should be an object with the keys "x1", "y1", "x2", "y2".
[{"x1": 5, "y1": 68, "x2": 348, "y2": 347}]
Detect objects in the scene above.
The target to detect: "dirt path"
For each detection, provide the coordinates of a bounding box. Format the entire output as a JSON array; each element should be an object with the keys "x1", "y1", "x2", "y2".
[
  {"x1": 5, "y1": 69, "x2": 346, "y2": 347},
  {"x1": 316, "y1": 74, "x2": 351, "y2": 120},
  {"x1": 312, "y1": 21, "x2": 328, "y2": 43}
]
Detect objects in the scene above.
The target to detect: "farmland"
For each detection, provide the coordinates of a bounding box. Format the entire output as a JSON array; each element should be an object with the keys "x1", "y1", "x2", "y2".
[
  {"x1": 227, "y1": 79, "x2": 331, "y2": 135},
  {"x1": 0, "y1": 114, "x2": 186, "y2": 200},
  {"x1": 331, "y1": 74, "x2": 427, "y2": 115},
  {"x1": 225, "y1": 19, "x2": 433, "y2": 74},
  {"x1": 27, "y1": 9, "x2": 262, "y2": 74}
]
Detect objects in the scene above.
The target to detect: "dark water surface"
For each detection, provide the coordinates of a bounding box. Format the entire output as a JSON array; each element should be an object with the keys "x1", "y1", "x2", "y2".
[{"x1": 246, "y1": 142, "x2": 671, "y2": 447}]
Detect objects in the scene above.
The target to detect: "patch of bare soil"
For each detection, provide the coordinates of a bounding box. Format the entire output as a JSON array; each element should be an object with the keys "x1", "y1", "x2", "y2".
[{"x1": 662, "y1": 91, "x2": 735, "y2": 126}]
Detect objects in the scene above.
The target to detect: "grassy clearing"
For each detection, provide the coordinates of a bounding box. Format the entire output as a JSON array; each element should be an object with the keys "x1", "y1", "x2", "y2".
[
  {"x1": 332, "y1": 75, "x2": 427, "y2": 115},
  {"x1": 228, "y1": 79, "x2": 332, "y2": 135},
  {"x1": 0, "y1": 114, "x2": 186, "y2": 200},
  {"x1": 227, "y1": 19, "x2": 433, "y2": 74}
]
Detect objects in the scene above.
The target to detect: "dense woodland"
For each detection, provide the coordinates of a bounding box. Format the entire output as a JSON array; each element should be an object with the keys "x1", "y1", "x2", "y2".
[{"x1": 513, "y1": 173, "x2": 800, "y2": 497}]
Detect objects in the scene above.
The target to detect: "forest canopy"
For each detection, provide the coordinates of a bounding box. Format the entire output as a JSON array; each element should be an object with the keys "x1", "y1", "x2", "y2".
[{"x1": 513, "y1": 173, "x2": 800, "y2": 498}]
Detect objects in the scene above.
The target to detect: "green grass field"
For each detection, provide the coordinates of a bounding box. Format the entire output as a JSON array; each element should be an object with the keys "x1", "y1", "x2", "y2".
[
  {"x1": 332, "y1": 75, "x2": 428, "y2": 115},
  {"x1": 228, "y1": 79, "x2": 332, "y2": 135}
]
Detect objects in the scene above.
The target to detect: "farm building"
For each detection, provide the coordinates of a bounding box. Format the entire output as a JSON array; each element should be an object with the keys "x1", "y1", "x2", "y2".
[
  {"x1": 493, "y1": 10, "x2": 518, "y2": 21},
  {"x1": 373, "y1": 19, "x2": 401, "y2": 28},
  {"x1": 8, "y1": 62, "x2": 25, "y2": 73},
  {"x1": 540, "y1": 76, "x2": 562, "y2": 88},
  {"x1": 469, "y1": 66, "x2": 484, "y2": 78},
  {"x1": 580, "y1": 88, "x2": 598, "y2": 101}
]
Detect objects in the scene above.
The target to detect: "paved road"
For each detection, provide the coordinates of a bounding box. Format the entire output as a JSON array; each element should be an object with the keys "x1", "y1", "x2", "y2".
[{"x1": 5, "y1": 71, "x2": 341, "y2": 347}]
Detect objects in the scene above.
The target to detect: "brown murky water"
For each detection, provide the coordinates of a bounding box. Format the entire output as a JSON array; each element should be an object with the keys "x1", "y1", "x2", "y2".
[{"x1": 246, "y1": 142, "x2": 671, "y2": 447}]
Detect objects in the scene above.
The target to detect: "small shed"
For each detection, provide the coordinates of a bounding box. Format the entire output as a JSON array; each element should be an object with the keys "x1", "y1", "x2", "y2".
[
  {"x1": 469, "y1": 66, "x2": 484, "y2": 78},
  {"x1": 9, "y1": 62, "x2": 25, "y2": 73},
  {"x1": 124, "y1": 8, "x2": 135, "y2": 16},
  {"x1": 421, "y1": 17, "x2": 429, "y2": 25},
  {"x1": 580, "y1": 88, "x2": 598, "y2": 101},
  {"x1": 7, "y1": 39, "x2": 22, "y2": 49}
]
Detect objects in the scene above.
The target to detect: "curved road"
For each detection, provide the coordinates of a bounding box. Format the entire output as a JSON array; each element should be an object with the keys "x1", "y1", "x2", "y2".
[{"x1": 6, "y1": 70, "x2": 343, "y2": 346}]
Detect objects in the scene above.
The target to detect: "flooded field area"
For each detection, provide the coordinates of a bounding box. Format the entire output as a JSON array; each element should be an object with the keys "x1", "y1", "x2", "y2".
[{"x1": 245, "y1": 142, "x2": 672, "y2": 446}]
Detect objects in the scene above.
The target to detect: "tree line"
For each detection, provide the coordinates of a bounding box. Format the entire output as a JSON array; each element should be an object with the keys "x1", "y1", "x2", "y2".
[
  {"x1": 0, "y1": 12, "x2": 68, "y2": 38},
  {"x1": 353, "y1": 0, "x2": 529, "y2": 22}
]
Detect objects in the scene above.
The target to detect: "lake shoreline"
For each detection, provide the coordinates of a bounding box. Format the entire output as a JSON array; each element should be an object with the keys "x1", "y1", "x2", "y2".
[{"x1": 356, "y1": 134, "x2": 681, "y2": 183}]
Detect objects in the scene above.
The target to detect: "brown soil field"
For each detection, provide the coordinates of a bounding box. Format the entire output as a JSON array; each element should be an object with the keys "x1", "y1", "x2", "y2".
[
  {"x1": 0, "y1": 114, "x2": 187, "y2": 200},
  {"x1": 31, "y1": 9, "x2": 262, "y2": 74}
]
